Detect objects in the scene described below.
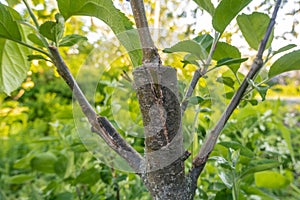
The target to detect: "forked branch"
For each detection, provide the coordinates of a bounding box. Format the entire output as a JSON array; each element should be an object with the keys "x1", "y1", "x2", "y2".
[
  {"x1": 49, "y1": 46, "x2": 144, "y2": 173},
  {"x1": 188, "y1": 0, "x2": 282, "y2": 191}
]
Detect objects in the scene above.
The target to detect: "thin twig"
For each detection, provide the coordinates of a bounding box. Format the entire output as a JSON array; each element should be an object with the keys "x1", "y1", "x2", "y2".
[
  {"x1": 130, "y1": 0, "x2": 160, "y2": 64},
  {"x1": 49, "y1": 46, "x2": 144, "y2": 173},
  {"x1": 188, "y1": 0, "x2": 282, "y2": 191},
  {"x1": 181, "y1": 32, "x2": 220, "y2": 113},
  {"x1": 22, "y1": 0, "x2": 40, "y2": 28},
  {"x1": 11, "y1": 38, "x2": 51, "y2": 58},
  {"x1": 22, "y1": 0, "x2": 50, "y2": 52}
]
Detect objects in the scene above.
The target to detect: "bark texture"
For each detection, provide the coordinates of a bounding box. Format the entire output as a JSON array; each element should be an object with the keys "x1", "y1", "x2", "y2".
[{"x1": 134, "y1": 65, "x2": 190, "y2": 199}]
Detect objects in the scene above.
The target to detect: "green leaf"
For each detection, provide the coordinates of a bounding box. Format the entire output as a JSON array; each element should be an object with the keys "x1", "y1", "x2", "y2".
[
  {"x1": 213, "y1": 42, "x2": 242, "y2": 73},
  {"x1": 0, "y1": 4, "x2": 21, "y2": 40},
  {"x1": 212, "y1": 0, "x2": 252, "y2": 33},
  {"x1": 39, "y1": 13, "x2": 65, "y2": 44},
  {"x1": 39, "y1": 21, "x2": 59, "y2": 42},
  {"x1": 75, "y1": 167, "x2": 100, "y2": 185},
  {"x1": 247, "y1": 99, "x2": 258, "y2": 106},
  {"x1": 193, "y1": 34, "x2": 214, "y2": 48},
  {"x1": 30, "y1": 152, "x2": 57, "y2": 173},
  {"x1": 268, "y1": 50, "x2": 300, "y2": 78},
  {"x1": 216, "y1": 76, "x2": 235, "y2": 89},
  {"x1": 6, "y1": 174, "x2": 34, "y2": 184},
  {"x1": 216, "y1": 57, "x2": 248, "y2": 67},
  {"x1": 59, "y1": 34, "x2": 87, "y2": 47},
  {"x1": 163, "y1": 40, "x2": 207, "y2": 59},
  {"x1": 27, "y1": 54, "x2": 48, "y2": 61},
  {"x1": 181, "y1": 54, "x2": 200, "y2": 68},
  {"x1": 256, "y1": 85, "x2": 269, "y2": 101},
  {"x1": 209, "y1": 156, "x2": 234, "y2": 170},
  {"x1": 255, "y1": 171, "x2": 290, "y2": 189},
  {"x1": 240, "y1": 159, "x2": 280, "y2": 179},
  {"x1": 219, "y1": 141, "x2": 254, "y2": 158},
  {"x1": 223, "y1": 91, "x2": 234, "y2": 99},
  {"x1": 0, "y1": 39, "x2": 31, "y2": 95},
  {"x1": 193, "y1": 0, "x2": 215, "y2": 16},
  {"x1": 273, "y1": 44, "x2": 297, "y2": 56},
  {"x1": 27, "y1": 33, "x2": 45, "y2": 47},
  {"x1": 247, "y1": 79, "x2": 269, "y2": 101},
  {"x1": 189, "y1": 96, "x2": 204, "y2": 106},
  {"x1": 55, "y1": 13, "x2": 65, "y2": 38},
  {"x1": 14, "y1": 154, "x2": 35, "y2": 169},
  {"x1": 219, "y1": 171, "x2": 233, "y2": 188},
  {"x1": 56, "y1": 0, "x2": 142, "y2": 67},
  {"x1": 54, "y1": 155, "x2": 69, "y2": 178},
  {"x1": 237, "y1": 12, "x2": 273, "y2": 50},
  {"x1": 277, "y1": 123, "x2": 295, "y2": 163}
]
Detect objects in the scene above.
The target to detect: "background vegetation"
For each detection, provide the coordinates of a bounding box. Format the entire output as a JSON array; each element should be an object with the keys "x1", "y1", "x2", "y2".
[{"x1": 0, "y1": 0, "x2": 299, "y2": 199}]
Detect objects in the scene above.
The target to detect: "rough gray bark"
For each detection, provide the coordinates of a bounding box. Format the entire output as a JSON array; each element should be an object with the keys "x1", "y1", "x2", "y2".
[{"x1": 133, "y1": 65, "x2": 189, "y2": 199}]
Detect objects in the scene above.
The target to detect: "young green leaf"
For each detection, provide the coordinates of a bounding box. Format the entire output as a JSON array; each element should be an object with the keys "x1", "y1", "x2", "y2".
[
  {"x1": 223, "y1": 91, "x2": 234, "y2": 99},
  {"x1": 39, "y1": 21, "x2": 57, "y2": 42},
  {"x1": 209, "y1": 156, "x2": 234, "y2": 170},
  {"x1": 219, "y1": 171, "x2": 233, "y2": 188},
  {"x1": 163, "y1": 40, "x2": 207, "y2": 59},
  {"x1": 269, "y1": 50, "x2": 300, "y2": 78},
  {"x1": 181, "y1": 54, "x2": 200, "y2": 68},
  {"x1": 248, "y1": 79, "x2": 269, "y2": 101},
  {"x1": 216, "y1": 76, "x2": 235, "y2": 89},
  {"x1": 273, "y1": 44, "x2": 297, "y2": 56},
  {"x1": 237, "y1": 12, "x2": 273, "y2": 50},
  {"x1": 213, "y1": 42, "x2": 242, "y2": 73},
  {"x1": 59, "y1": 34, "x2": 87, "y2": 47},
  {"x1": 193, "y1": 0, "x2": 215, "y2": 16},
  {"x1": 0, "y1": 4, "x2": 22, "y2": 41},
  {"x1": 27, "y1": 33, "x2": 46, "y2": 47},
  {"x1": 247, "y1": 99, "x2": 258, "y2": 106},
  {"x1": 212, "y1": 0, "x2": 252, "y2": 33},
  {"x1": 216, "y1": 57, "x2": 248, "y2": 67},
  {"x1": 256, "y1": 85, "x2": 269, "y2": 101},
  {"x1": 56, "y1": 0, "x2": 142, "y2": 66},
  {"x1": 39, "y1": 13, "x2": 65, "y2": 44},
  {"x1": 188, "y1": 96, "x2": 204, "y2": 106},
  {"x1": 193, "y1": 34, "x2": 214, "y2": 49}
]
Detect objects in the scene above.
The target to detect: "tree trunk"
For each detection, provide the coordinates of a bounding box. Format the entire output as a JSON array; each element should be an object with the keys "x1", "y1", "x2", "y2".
[{"x1": 133, "y1": 65, "x2": 192, "y2": 199}]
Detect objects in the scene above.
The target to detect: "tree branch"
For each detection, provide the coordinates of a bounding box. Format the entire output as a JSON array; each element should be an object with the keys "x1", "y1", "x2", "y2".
[
  {"x1": 49, "y1": 46, "x2": 144, "y2": 173},
  {"x1": 181, "y1": 32, "x2": 220, "y2": 114},
  {"x1": 130, "y1": 0, "x2": 161, "y2": 64},
  {"x1": 188, "y1": 0, "x2": 282, "y2": 190}
]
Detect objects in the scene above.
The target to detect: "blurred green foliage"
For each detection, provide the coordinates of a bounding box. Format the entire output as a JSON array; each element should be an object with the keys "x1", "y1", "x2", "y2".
[{"x1": 0, "y1": 0, "x2": 300, "y2": 199}]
